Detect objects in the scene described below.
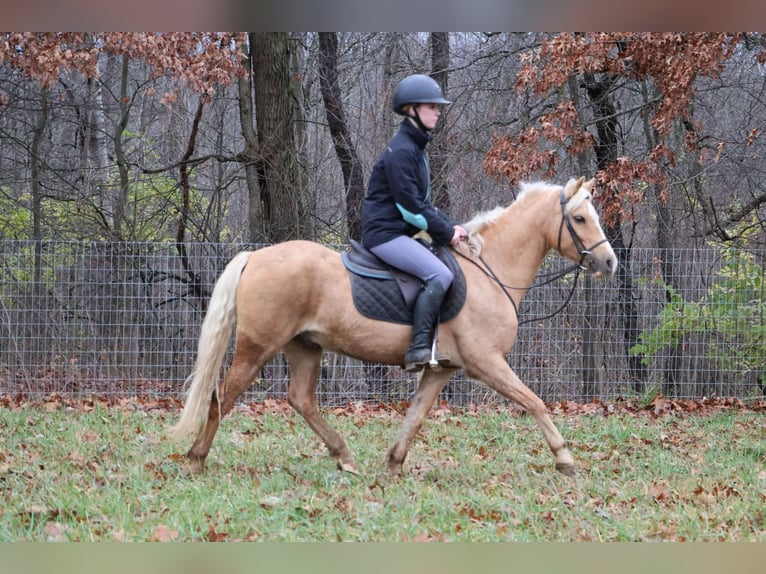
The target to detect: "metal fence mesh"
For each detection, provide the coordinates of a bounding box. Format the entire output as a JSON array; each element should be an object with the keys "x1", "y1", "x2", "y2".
[{"x1": 2, "y1": 240, "x2": 764, "y2": 404}]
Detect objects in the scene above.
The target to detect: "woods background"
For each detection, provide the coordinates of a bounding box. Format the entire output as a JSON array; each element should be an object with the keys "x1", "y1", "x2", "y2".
[{"x1": 1, "y1": 33, "x2": 765, "y2": 403}]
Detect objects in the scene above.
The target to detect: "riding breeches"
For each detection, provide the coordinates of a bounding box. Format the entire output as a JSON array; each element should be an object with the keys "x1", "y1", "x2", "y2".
[{"x1": 369, "y1": 235, "x2": 453, "y2": 292}]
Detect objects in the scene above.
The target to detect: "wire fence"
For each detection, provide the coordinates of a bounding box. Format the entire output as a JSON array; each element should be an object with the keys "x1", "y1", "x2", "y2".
[{"x1": 1, "y1": 240, "x2": 764, "y2": 405}]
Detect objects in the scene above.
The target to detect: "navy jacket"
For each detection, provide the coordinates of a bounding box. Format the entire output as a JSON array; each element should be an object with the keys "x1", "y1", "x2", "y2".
[{"x1": 361, "y1": 119, "x2": 457, "y2": 249}]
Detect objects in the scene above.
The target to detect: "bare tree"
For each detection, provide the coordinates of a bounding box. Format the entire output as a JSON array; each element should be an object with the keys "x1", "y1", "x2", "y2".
[
  {"x1": 429, "y1": 32, "x2": 451, "y2": 214},
  {"x1": 29, "y1": 87, "x2": 48, "y2": 289},
  {"x1": 318, "y1": 32, "x2": 365, "y2": 241},
  {"x1": 236, "y1": 37, "x2": 266, "y2": 243},
  {"x1": 249, "y1": 32, "x2": 309, "y2": 243}
]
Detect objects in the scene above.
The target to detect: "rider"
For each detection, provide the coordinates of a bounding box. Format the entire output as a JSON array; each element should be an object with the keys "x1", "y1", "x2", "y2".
[{"x1": 361, "y1": 74, "x2": 468, "y2": 372}]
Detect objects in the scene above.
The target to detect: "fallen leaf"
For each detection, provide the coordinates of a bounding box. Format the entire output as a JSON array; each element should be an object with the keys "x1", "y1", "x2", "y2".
[
  {"x1": 46, "y1": 522, "x2": 64, "y2": 541},
  {"x1": 260, "y1": 496, "x2": 282, "y2": 508},
  {"x1": 408, "y1": 531, "x2": 445, "y2": 542},
  {"x1": 697, "y1": 491, "x2": 716, "y2": 506},
  {"x1": 204, "y1": 525, "x2": 229, "y2": 542},
  {"x1": 153, "y1": 524, "x2": 179, "y2": 542},
  {"x1": 112, "y1": 528, "x2": 126, "y2": 541},
  {"x1": 76, "y1": 429, "x2": 99, "y2": 442},
  {"x1": 650, "y1": 479, "x2": 673, "y2": 502}
]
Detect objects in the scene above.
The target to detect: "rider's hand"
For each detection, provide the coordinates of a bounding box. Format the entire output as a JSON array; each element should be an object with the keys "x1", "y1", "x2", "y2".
[{"x1": 450, "y1": 225, "x2": 468, "y2": 247}]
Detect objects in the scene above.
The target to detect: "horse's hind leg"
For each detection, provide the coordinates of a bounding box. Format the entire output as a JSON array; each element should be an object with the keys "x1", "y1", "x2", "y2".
[
  {"x1": 387, "y1": 369, "x2": 452, "y2": 477},
  {"x1": 187, "y1": 334, "x2": 273, "y2": 473},
  {"x1": 283, "y1": 338, "x2": 358, "y2": 474},
  {"x1": 466, "y1": 357, "x2": 575, "y2": 476}
]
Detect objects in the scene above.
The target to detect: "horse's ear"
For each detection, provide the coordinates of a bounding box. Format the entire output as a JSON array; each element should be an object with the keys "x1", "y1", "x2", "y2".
[
  {"x1": 583, "y1": 178, "x2": 595, "y2": 191},
  {"x1": 566, "y1": 176, "x2": 586, "y2": 199}
]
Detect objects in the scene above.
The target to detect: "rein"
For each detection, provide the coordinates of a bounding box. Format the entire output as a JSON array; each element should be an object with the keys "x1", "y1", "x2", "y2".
[{"x1": 454, "y1": 188, "x2": 606, "y2": 325}]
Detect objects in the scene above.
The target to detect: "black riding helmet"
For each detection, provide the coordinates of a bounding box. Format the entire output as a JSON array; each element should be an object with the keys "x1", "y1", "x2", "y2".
[{"x1": 392, "y1": 74, "x2": 451, "y2": 115}]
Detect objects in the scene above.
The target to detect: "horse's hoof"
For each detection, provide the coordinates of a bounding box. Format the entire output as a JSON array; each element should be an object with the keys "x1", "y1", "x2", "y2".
[
  {"x1": 387, "y1": 463, "x2": 404, "y2": 478},
  {"x1": 186, "y1": 456, "x2": 205, "y2": 475},
  {"x1": 336, "y1": 460, "x2": 359, "y2": 476},
  {"x1": 555, "y1": 462, "x2": 576, "y2": 477}
]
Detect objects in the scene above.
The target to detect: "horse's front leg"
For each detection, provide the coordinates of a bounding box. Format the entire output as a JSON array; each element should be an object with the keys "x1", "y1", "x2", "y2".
[
  {"x1": 466, "y1": 357, "x2": 575, "y2": 476},
  {"x1": 387, "y1": 369, "x2": 453, "y2": 477}
]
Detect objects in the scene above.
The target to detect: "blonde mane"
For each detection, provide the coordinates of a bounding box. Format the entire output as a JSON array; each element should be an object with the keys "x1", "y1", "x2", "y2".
[{"x1": 458, "y1": 180, "x2": 565, "y2": 257}]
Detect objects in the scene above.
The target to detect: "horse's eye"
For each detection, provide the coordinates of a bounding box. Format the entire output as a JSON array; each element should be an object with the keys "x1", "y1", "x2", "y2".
[{"x1": 573, "y1": 215, "x2": 586, "y2": 223}]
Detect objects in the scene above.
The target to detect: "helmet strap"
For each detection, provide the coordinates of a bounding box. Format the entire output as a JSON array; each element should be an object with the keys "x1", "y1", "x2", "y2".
[{"x1": 408, "y1": 105, "x2": 431, "y2": 133}]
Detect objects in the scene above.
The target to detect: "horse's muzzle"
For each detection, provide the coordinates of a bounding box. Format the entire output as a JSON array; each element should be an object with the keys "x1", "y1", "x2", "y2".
[{"x1": 585, "y1": 250, "x2": 618, "y2": 279}]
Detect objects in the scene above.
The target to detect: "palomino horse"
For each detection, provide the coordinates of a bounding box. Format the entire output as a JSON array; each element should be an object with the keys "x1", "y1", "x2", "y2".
[{"x1": 170, "y1": 177, "x2": 617, "y2": 477}]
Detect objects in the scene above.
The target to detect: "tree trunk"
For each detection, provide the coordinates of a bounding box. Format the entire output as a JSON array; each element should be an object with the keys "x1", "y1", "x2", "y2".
[
  {"x1": 583, "y1": 71, "x2": 648, "y2": 393},
  {"x1": 290, "y1": 38, "x2": 313, "y2": 238},
  {"x1": 429, "y1": 32, "x2": 452, "y2": 214},
  {"x1": 641, "y1": 79, "x2": 682, "y2": 396},
  {"x1": 30, "y1": 87, "x2": 48, "y2": 291},
  {"x1": 567, "y1": 73, "x2": 602, "y2": 399},
  {"x1": 90, "y1": 78, "x2": 110, "y2": 178},
  {"x1": 382, "y1": 34, "x2": 404, "y2": 136},
  {"x1": 111, "y1": 53, "x2": 131, "y2": 241},
  {"x1": 318, "y1": 32, "x2": 366, "y2": 241},
  {"x1": 176, "y1": 98, "x2": 207, "y2": 303},
  {"x1": 250, "y1": 32, "x2": 307, "y2": 243},
  {"x1": 207, "y1": 101, "x2": 228, "y2": 243},
  {"x1": 76, "y1": 34, "x2": 109, "y2": 207},
  {"x1": 237, "y1": 36, "x2": 266, "y2": 243}
]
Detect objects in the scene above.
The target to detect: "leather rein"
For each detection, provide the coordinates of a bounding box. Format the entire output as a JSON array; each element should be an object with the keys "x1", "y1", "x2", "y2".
[{"x1": 455, "y1": 188, "x2": 609, "y2": 325}]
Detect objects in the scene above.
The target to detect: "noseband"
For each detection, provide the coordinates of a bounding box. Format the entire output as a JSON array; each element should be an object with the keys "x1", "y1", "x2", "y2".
[{"x1": 558, "y1": 188, "x2": 610, "y2": 270}]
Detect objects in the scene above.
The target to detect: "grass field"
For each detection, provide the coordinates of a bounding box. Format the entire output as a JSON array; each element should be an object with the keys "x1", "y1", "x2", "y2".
[{"x1": 1, "y1": 395, "x2": 764, "y2": 542}]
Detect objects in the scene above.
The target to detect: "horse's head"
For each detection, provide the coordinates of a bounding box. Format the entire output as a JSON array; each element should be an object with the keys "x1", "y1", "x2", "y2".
[{"x1": 557, "y1": 177, "x2": 618, "y2": 278}]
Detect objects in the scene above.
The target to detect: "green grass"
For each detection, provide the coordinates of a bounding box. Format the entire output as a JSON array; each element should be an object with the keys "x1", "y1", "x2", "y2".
[{"x1": 0, "y1": 399, "x2": 764, "y2": 541}]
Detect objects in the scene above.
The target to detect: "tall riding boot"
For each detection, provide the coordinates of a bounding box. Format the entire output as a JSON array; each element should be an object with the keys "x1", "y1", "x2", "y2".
[{"x1": 404, "y1": 278, "x2": 447, "y2": 372}]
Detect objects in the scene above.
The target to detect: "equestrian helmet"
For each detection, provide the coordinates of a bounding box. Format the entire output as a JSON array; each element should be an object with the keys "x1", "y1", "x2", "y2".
[{"x1": 392, "y1": 74, "x2": 451, "y2": 115}]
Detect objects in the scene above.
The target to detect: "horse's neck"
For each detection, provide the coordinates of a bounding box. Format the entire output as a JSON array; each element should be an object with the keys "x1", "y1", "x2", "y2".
[{"x1": 480, "y1": 201, "x2": 551, "y2": 298}]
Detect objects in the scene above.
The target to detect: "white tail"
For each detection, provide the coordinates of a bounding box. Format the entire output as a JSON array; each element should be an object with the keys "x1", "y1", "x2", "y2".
[{"x1": 169, "y1": 251, "x2": 251, "y2": 441}]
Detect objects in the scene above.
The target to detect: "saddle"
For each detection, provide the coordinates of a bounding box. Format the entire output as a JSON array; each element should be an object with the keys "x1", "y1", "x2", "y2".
[{"x1": 342, "y1": 238, "x2": 466, "y2": 325}]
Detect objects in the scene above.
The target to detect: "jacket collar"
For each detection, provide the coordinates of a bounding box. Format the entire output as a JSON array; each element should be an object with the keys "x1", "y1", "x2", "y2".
[{"x1": 399, "y1": 118, "x2": 432, "y2": 149}]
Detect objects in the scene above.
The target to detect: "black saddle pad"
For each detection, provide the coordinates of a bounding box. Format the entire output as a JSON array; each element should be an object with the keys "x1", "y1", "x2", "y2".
[{"x1": 342, "y1": 241, "x2": 467, "y2": 325}]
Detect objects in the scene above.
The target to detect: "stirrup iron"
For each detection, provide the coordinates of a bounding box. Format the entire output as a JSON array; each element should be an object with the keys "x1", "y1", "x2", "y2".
[{"x1": 429, "y1": 335, "x2": 442, "y2": 371}]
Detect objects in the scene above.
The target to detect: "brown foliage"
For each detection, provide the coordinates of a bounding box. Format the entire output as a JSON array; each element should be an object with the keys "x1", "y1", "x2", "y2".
[
  {"x1": 2, "y1": 392, "x2": 763, "y2": 417},
  {"x1": 0, "y1": 32, "x2": 245, "y2": 97},
  {"x1": 484, "y1": 33, "x2": 741, "y2": 224}
]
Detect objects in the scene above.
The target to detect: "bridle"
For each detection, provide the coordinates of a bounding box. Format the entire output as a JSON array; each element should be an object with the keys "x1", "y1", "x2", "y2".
[
  {"x1": 455, "y1": 188, "x2": 610, "y2": 325},
  {"x1": 557, "y1": 187, "x2": 610, "y2": 272}
]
